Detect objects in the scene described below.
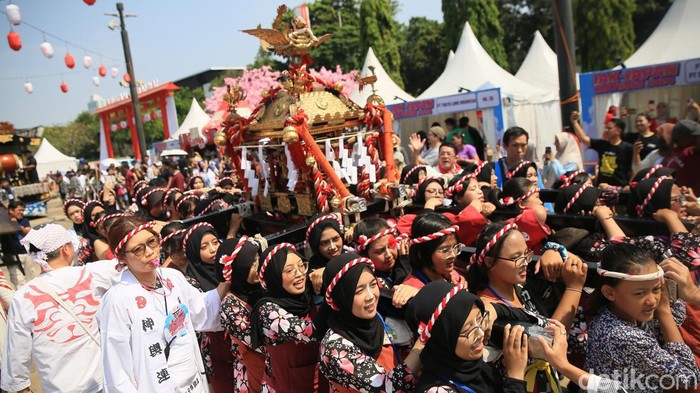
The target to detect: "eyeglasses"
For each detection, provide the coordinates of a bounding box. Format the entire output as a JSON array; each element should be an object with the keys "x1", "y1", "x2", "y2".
[
  {"x1": 125, "y1": 237, "x2": 160, "y2": 257},
  {"x1": 425, "y1": 189, "x2": 444, "y2": 196},
  {"x1": 670, "y1": 195, "x2": 686, "y2": 204},
  {"x1": 459, "y1": 310, "x2": 491, "y2": 345},
  {"x1": 437, "y1": 243, "x2": 464, "y2": 257},
  {"x1": 283, "y1": 261, "x2": 309, "y2": 278},
  {"x1": 200, "y1": 238, "x2": 221, "y2": 251},
  {"x1": 499, "y1": 250, "x2": 534, "y2": 268},
  {"x1": 319, "y1": 235, "x2": 342, "y2": 249}
]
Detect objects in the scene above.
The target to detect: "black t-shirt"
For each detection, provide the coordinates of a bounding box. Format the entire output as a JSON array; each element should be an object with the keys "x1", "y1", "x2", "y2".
[
  {"x1": 26, "y1": 156, "x2": 39, "y2": 183},
  {"x1": 590, "y1": 139, "x2": 634, "y2": 186},
  {"x1": 638, "y1": 134, "x2": 659, "y2": 160}
]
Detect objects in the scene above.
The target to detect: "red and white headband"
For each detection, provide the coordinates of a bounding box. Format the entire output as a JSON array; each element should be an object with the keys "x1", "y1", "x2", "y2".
[
  {"x1": 114, "y1": 221, "x2": 158, "y2": 256},
  {"x1": 641, "y1": 165, "x2": 663, "y2": 182},
  {"x1": 472, "y1": 160, "x2": 487, "y2": 177},
  {"x1": 81, "y1": 201, "x2": 104, "y2": 223},
  {"x1": 181, "y1": 222, "x2": 216, "y2": 253},
  {"x1": 133, "y1": 180, "x2": 148, "y2": 194},
  {"x1": 417, "y1": 176, "x2": 444, "y2": 189},
  {"x1": 217, "y1": 176, "x2": 235, "y2": 186},
  {"x1": 305, "y1": 214, "x2": 343, "y2": 245},
  {"x1": 140, "y1": 188, "x2": 162, "y2": 206},
  {"x1": 325, "y1": 257, "x2": 375, "y2": 311},
  {"x1": 200, "y1": 199, "x2": 230, "y2": 215},
  {"x1": 94, "y1": 212, "x2": 125, "y2": 228},
  {"x1": 160, "y1": 228, "x2": 188, "y2": 246},
  {"x1": 506, "y1": 161, "x2": 532, "y2": 179},
  {"x1": 176, "y1": 194, "x2": 200, "y2": 211},
  {"x1": 258, "y1": 242, "x2": 297, "y2": 290},
  {"x1": 62, "y1": 198, "x2": 84, "y2": 215},
  {"x1": 560, "y1": 170, "x2": 585, "y2": 188},
  {"x1": 410, "y1": 225, "x2": 459, "y2": 246},
  {"x1": 219, "y1": 235, "x2": 250, "y2": 283},
  {"x1": 402, "y1": 165, "x2": 424, "y2": 183},
  {"x1": 564, "y1": 184, "x2": 591, "y2": 213},
  {"x1": 163, "y1": 188, "x2": 182, "y2": 209},
  {"x1": 356, "y1": 228, "x2": 397, "y2": 253},
  {"x1": 469, "y1": 222, "x2": 518, "y2": 266},
  {"x1": 635, "y1": 176, "x2": 671, "y2": 217},
  {"x1": 446, "y1": 174, "x2": 476, "y2": 198},
  {"x1": 597, "y1": 264, "x2": 664, "y2": 281},
  {"x1": 417, "y1": 284, "x2": 467, "y2": 343},
  {"x1": 499, "y1": 187, "x2": 539, "y2": 206}
]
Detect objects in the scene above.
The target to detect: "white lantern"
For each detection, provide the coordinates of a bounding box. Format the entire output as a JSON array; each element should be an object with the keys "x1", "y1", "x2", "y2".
[
  {"x1": 6, "y1": 4, "x2": 21, "y2": 25},
  {"x1": 110, "y1": 124, "x2": 117, "y2": 132},
  {"x1": 92, "y1": 76, "x2": 100, "y2": 86},
  {"x1": 24, "y1": 82, "x2": 33, "y2": 94},
  {"x1": 83, "y1": 55, "x2": 92, "y2": 68},
  {"x1": 143, "y1": 113, "x2": 151, "y2": 122},
  {"x1": 40, "y1": 41, "x2": 54, "y2": 58},
  {"x1": 110, "y1": 67, "x2": 118, "y2": 78},
  {"x1": 119, "y1": 120, "x2": 127, "y2": 129}
]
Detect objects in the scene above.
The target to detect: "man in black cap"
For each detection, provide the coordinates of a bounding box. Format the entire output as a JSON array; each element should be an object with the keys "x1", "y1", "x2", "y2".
[
  {"x1": 663, "y1": 119, "x2": 700, "y2": 195},
  {"x1": 22, "y1": 150, "x2": 39, "y2": 184}
]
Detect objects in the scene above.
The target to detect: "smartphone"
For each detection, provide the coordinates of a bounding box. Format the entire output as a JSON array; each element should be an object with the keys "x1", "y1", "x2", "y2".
[
  {"x1": 545, "y1": 146, "x2": 552, "y2": 154},
  {"x1": 666, "y1": 279, "x2": 678, "y2": 303}
]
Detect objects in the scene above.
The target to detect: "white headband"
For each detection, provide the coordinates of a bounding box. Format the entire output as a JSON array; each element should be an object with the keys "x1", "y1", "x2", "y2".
[{"x1": 597, "y1": 264, "x2": 664, "y2": 281}]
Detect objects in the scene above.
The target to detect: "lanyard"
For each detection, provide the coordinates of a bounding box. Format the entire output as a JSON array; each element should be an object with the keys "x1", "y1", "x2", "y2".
[
  {"x1": 376, "y1": 313, "x2": 401, "y2": 365},
  {"x1": 486, "y1": 286, "x2": 516, "y2": 308},
  {"x1": 436, "y1": 375, "x2": 477, "y2": 393},
  {"x1": 413, "y1": 270, "x2": 431, "y2": 285}
]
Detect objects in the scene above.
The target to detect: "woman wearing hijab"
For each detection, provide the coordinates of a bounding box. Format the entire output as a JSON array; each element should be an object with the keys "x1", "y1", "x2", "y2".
[
  {"x1": 81, "y1": 200, "x2": 108, "y2": 262},
  {"x1": 63, "y1": 199, "x2": 86, "y2": 238},
  {"x1": 542, "y1": 132, "x2": 583, "y2": 188},
  {"x1": 250, "y1": 243, "x2": 330, "y2": 393},
  {"x1": 217, "y1": 237, "x2": 267, "y2": 393},
  {"x1": 406, "y1": 281, "x2": 529, "y2": 393},
  {"x1": 138, "y1": 187, "x2": 168, "y2": 221},
  {"x1": 319, "y1": 253, "x2": 424, "y2": 392},
  {"x1": 306, "y1": 214, "x2": 344, "y2": 297},
  {"x1": 401, "y1": 165, "x2": 427, "y2": 187},
  {"x1": 100, "y1": 187, "x2": 120, "y2": 214},
  {"x1": 182, "y1": 223, "x2": 234, "y2": 392}
]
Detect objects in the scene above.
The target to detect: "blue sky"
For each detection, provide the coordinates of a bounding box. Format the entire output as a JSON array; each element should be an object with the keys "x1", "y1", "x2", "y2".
[{"x1": 0, "y1": 0, "x2": 443, "y2": 129}]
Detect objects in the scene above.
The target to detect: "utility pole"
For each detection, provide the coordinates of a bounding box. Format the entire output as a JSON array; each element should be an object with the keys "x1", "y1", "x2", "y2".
[
  {"x1": 553, "y1": 0, "x2": 579, "y2": 131},
  {"x1": 107, "y1": 3, "x2": 147, "y2": 161}
]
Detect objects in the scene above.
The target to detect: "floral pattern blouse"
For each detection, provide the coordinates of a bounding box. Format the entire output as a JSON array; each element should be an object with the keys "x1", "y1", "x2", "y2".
[
  {"x1": 319, "y1": 329, "x2": 416, "y2": 393},
  {"x1": 255, "y1": 301, "x2": 316, "y2": 346},
  {"x1": 586, "y1": 303, "x2": 700, "y2": 393}
]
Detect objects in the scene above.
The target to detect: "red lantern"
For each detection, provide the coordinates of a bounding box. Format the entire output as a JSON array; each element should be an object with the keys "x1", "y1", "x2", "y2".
[
  {"x1": 83, "y1": 0, "x2": 96, "y2": 5},
  {"x1": 7, "y1": 31, "x2": 21, "y2": 51},
  {"x1": 60, "y1": 82, "x2": 68, "y2": 93},
  {"x1": 123, "y1": 73, "x2": 131, "y2": 83},
  {"x1": 64, "y1": 53, "x2": 75, "y2": 69},
  {"x1": 98, "y1": 65, "x2": 107, "y2": 77}
]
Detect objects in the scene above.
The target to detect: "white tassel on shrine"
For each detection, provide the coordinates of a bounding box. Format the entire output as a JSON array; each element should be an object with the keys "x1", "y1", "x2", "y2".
[
  {"x1": 258, "y1": 145, "x2": 269, "y2": 197},
  {"x1": 283, "y1": 143, "x2": 297, "y2": 190}
]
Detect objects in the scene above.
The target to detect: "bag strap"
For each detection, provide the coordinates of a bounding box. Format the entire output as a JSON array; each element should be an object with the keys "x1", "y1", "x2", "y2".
[{"x1": 32, "y1": 277, "x2": 100, "y2": 346}]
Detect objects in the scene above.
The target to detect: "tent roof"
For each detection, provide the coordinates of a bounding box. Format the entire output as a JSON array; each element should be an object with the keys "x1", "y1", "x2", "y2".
[
  {"x1": 35, "y1": 138, "x2": 76, "y2": 163},
  {"x1": 625, "y1": 0, "x2": 700, "y2": 68},
  {"x1": 418, "y1": 22, "x2": 556, "y2": 103},
  {"x1": 515, "y1": 31, "x2": 559, "y2": 92},
  {"x1": 171, "y1": 98, "x2": 211, "y2": 139},
  {"x1": 349, "y1": 47, "x2": 413, "y2": 105}
]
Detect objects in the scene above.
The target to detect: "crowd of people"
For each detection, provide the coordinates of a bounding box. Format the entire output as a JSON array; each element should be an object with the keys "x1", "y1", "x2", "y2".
[{"x1": 0, "y1": 105, "x2": 699, "y2": 393}]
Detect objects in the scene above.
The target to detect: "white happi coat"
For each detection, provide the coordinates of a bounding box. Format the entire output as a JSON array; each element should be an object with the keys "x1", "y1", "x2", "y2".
[
  {"x1": 1, "y1": 259, "x2": 121, "y2": 393},
  {"x1": 99, "y1": 267, "x2": 222, "y2": 393}
]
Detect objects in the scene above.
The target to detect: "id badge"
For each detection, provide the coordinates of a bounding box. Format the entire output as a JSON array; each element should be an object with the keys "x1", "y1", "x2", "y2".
[{"x1": 163, "y1": 303, "x2": 190, "y2": 343}]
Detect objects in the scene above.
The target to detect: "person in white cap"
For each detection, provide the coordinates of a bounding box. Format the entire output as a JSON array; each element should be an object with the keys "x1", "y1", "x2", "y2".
[{"x1": 1, "y1": 224, "x2": 121, "y2": 393}]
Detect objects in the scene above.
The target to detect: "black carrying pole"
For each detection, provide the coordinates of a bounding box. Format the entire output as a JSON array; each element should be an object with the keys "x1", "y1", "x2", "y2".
[
  {"x1": 553, "y1": 0, "x2": 579, "y2": 131},
  {"x1": 116, "y1": 3, "x2": 147, "y2": 162}
]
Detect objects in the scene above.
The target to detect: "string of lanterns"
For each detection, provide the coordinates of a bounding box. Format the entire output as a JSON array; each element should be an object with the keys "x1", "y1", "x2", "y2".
[{"x1": 3, "y1": 1, "x2": 128, "y2": 94}]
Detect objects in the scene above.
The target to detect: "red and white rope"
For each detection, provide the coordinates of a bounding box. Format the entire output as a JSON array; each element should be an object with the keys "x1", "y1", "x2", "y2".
[
  {"x1": 636, "y1": 176, "x2": 671, "y2": 217},
  {"x1": 325, "y1": 257, "x2": 375, "y2": 310},
  {"x1": 258, "y1": 242, "x2": 296, "y2": 290},
  {"x1": 94, "y1": 212, "x2": 125, "y2": 228},
  {"x1": 181, "y1": 222, "x2": 215, "y2": 253},
  {"x1": 499, "y1": 187, "x2": 539, "y2": 206},
  {"x1": 417, "y1": 176, "x2": 444, "y2": 189},
  {"x1": 81, "y1": 200, "x2": 104, "y2": 224},
  {"x1": 200, "y1": 199, "x2": 230, "y2": 215},
  {"x1": 563, "y1": 184, "x2": 591, "y2": 213},
  {"x1": 163, "y1": 188, "x2": 182, "y2": 209},
  {"x1": 560, "y1": 170, "x2": 585, "y2": 188},
  {"x1": 401, "y1": 165, "x2": 424, "y2": 183},
  {"x1": 641, "y1": 165, "x2": 663, "y2": 181},
  {"x1": 140, "y1": 188, "x2": 161, "y2": 206},
  {"x1": 506, "y1": 161, "x2": 532, "y2": 179},
  {"x1": 217, "y1": 176, "x2": 235, "y2": 186},
  {"x1": 445, "y1": 173, "x2": 476, "y2": 198},
  {"x1": 219, "y1": 235, "x2": 249, "y2": 283},
  {"x1": 114, "y1": 221, "x2": 157, "y2": 256},
  {"x1": 176, "y1": 194, "x2": 199, "y2": 212},
  {"x1": 305, "y1": 214, "x2": 343, "y2": 245},
  {"x1": 160, "y1": 228, "x2": 188, "y2": 246},
  {"x1": 418, "y1": 284, "x2": 466, "y2": 343},
  {"x1": 410, "y1": 225, "x2": 459, "y2": 245},
  {"x1": 62, "y1": 198, "x2": 84, "y2": 215},
  {"x1": 469, "y1": 222, "x2": 519, "y2": 266},
  {"x1": 312, "y1": 166, "x2": 333, "y2": 213},
  {"x1": 356, "y1": 228, "x2": 396, "y2": 253}
]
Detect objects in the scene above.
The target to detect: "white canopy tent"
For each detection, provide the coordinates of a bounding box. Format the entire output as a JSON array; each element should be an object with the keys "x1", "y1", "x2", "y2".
[
  {"x1": 418, "y1": 22, "x2": 562, "y2": 158},
  {"x1": 170, "y1": 98, "x2": 212, "y2": 140},
  {"x1": 582, "y1": 0, "x2": 700, "y2": 139},
  {"x1": 515, "y1": 31, "x2": 559, "y2": 93},
  {"x1": 35, "y1": 138, "x2": 78, "y2": 178},
  {"x1": 349, "y1": 47, "x2": 413, "y2": 105}
]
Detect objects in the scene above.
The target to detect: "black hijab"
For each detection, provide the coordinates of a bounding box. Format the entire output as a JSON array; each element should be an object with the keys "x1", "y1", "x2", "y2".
[
  {"x1": 64, "y1": 200, "x2": 86, "y2": 237},
  {"x1": 251, "y1": 244, "x2": 313, "y2": 348},
  {"x1": 81, "y1": 200, "x2": 104, "y2": 244},
  {"x1": 630, "y1": 165, "x2": 675, "y2": 186},
  {"x1": 308, "y1": 215, "x2": 343, "y2": 269},
  {"x1": 507, "y1": 160, "x2": 537, "y2": 180},
  {"x1": 628, "y1": 177, "x2": 674, "y2": 218},
  {"x1": 139, "y1": 187, "x2": 167, "y2": 221},
  {"x1": 401, "y1": 165, "x2": 425, "y2": 186},
  {"x1": 554, "y1": 184, "x2": 602, "y2": 214},
  {"x1": 406, "y1": 281, "x2": 488, "y2": 393},
  {"x1": 184, "y1": 225, "x2": 220, "y2": 292},
  {"x1": 323, "y1": 253, "x2": 384, "y2": 357},
  {"x1": 216, "y1": 238, "x2": 262, "y2": 305},
  {"x1": 475, "y1": 162, "x2": 493, "y2": 185},
  {"x1": 413, "y1": 177, "x2": 444, "y2": 206},
  {"x1": 100, "y1": 188, "x2": 118, "y2": 214}
]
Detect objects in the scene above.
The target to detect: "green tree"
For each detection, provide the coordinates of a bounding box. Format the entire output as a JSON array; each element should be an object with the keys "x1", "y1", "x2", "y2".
[
  {"x1": 632, "y1": 0, "x2": 672, "y2": 48},
  {"x1": 575, "y1": 0, "x2": 636, "y2": 72},
  {"x1": 173, "y1": 85, "x2": 206, "y2": 124},
  {"x1": 43, "y1": 111, "x2": 100, "y2": 160},
  {"x1": 399, "y1": 17, "x2": 447, "y2": 96},
  {"x1": 360, "y1": 0, "x2": 403, "y2": 88},
  {"x1": 496, "y1": 0, "x2": 553, "y2": 73},
  {"x1": 307, "y1": 0, "x2": 363, "y2": 72},
  {"x1": 442, "y1": 0, "x2": 508, "y2": 68}
]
